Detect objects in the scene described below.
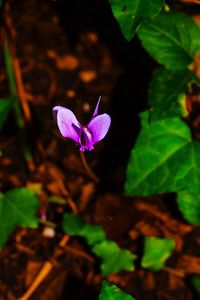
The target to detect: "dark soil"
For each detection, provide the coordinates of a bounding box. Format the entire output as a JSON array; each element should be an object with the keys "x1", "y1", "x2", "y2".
[{"x1": 1, "y1": 0, "x2": 200, "y2": 299}]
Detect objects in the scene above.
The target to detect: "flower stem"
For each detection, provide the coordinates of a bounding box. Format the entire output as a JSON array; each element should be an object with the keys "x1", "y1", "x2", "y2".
[{"x1": 80, "y1": 151, "x2": 99, "y2": 183}]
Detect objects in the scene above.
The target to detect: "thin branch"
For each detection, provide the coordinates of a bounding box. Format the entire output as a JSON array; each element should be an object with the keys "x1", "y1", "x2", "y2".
[
  {"x1": 163, "y1": 266, "x2": 185, "y2": 278},
  {"x1": 18, "y1": 235, "x2": 69, "y2": 300},
  {"x1": 63, "y1": 245, "x2": 94, "y2": 263}
]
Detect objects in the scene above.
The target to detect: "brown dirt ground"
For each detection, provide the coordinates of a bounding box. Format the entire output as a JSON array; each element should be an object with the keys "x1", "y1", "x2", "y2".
[{"x1": 1, "y1": 0, "x2": 200, "y2": 299}]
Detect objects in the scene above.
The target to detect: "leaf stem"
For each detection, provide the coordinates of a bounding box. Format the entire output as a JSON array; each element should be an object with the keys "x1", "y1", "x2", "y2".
[
  {"x1": 39, "y1": 219, "x2": 57, "y2": 228},
  {"x1": 48, "y1": 195, "x2": 67, "y2": 205}
]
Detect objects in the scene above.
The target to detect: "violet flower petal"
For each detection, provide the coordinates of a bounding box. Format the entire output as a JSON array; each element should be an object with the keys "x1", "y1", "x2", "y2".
[
  {"x1": 92, "y1": 96, "x2": 101, "y2": 118},
  {"x1": 87, "y1": 113, "x2": 111, "y2": 144},
  {"x1": 53, "y1": 106, "x2": 81, "y2": 143},
  {"x1": 79, "y1": 128, "x2": 94, "y2": 151}
]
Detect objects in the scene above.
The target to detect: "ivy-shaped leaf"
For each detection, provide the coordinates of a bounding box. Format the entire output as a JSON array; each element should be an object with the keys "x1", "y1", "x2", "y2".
[
  {"x1": 0, "y1": 188, "x2": 40, "y2": 249},
  {"x1": 99, "y1": 281, "x2": 135, "y2": 300},
  {"x1": 63, "y1": 213, "x2": 106, "y2": 245},
  {"x1": 177, "y1": 191, "x2": 200, "y2": 225},
  {"x1": 108, "y1": 0, "x2": 165, "y2": 41},
  {"x1": 0, "y1": 97, "x2": 15, "y2": 129},
  {"x1": 63, "y1": 213, "x2": 136, "y2": 276},
  {"x1": 125, "y1": 117, "x2": 200, "y2": 196},
  {"x1": 141, "y1": 237, "x2": 175, "y2": 270},
  {"x1": 148, "y1": 67, "x2": 192, "y2": 121},
  {"x1": 92, "y1": 240, "x2": 135, "y2": 276},
  {"x1": 138, "y1": 11, "x2": 200, "y2": 70}
]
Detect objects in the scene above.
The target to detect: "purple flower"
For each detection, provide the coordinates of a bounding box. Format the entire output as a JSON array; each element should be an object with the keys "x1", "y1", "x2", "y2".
[{"x1": 53, "y1": 97, "x2": 111, "y2": 151}]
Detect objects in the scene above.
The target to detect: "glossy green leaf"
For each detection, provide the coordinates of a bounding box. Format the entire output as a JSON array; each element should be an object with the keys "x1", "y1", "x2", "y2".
[
  {"x1": 141, "y1": 237, "x2": 175, "y2": 270},
  {"x1": 0, "y1": 97, "x2": 15, "y2": 128},
  {"x1": 93, "y1": 240, "x2": 135, "y2": 276},
  {"x1": 149, "y1": 67, "x2": 192, "y2": 121},
  {"x1": 63, "y1": 213, "x2": 106, "y2": 245},
  {"x1": 99, "y1": 281, "x2": 135, "y2": 300},
  {"x1": 177, "y1": 191, "x2": 200, "y2": 225},
  {"x1": 125, "y1": 117, "x2": 200, "y2": 196},
  {"x1": 0, "y1": 188, "x2": 39, "y2": 249},
  {"x1": 138, "y1": 11, "x2": 200, "y2": 70},
  {"x1": 108, "y1": 0, "x2": 164, "y2": 41}
]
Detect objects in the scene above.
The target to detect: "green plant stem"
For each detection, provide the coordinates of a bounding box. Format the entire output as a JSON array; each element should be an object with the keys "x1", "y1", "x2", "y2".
[
  {"x1": 48, "y1": 195, "x2": 67, "y2": 205},
  {"x1": 3, "y1": 37, "x2": 33, "y2": 162},
  {"x1": 39, "y1": 219, "x2": 57, "y2": 228}
]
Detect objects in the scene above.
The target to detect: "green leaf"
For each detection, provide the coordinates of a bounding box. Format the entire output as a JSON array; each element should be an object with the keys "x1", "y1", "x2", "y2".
[
  {"x1": 125, "y1": 117, "x2": 200, "y2": 196},
  {"x1": 0, "y1": 97, "x2": 15, "y2": 128},
  {"x1": 82, "y1": 224, "x2": 107, "y2": 246},
  {"x1": 63, "y1": 213, "x2": 85, "y2": 234},
  {"x1": 177, "y1": 191, "x2": 200, "y2": 225},
  {"x1": 141, "y1": 237, "x2": 175, "y2": 270},
  {"x1": 0, "y1": 188, "x2": 39, "y2": 249},
  {"x1": 108, "y1": 0, "x2": 164, "y2": 41},
  {"x1": 92, "y1": 240, "x2": 135, "y2": 276},
  {"x1": 63, "y1": 213, "x2": 106, "y2": 245},
  {"x1": 139, "y1": 110, "x2": 150, "y2": 129},
  {"x1": 99, "y1": 281, "x2": 135, "y2": 300},
  {"x1": 63, "y1": 213, "x2": 136, "y2": 275},
  {"x1": 138, "y1": 11, "x2": 200, "y2": 70},
  {"x1": 149, "y1": 67, "x2": 192, "y2": 121}
]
